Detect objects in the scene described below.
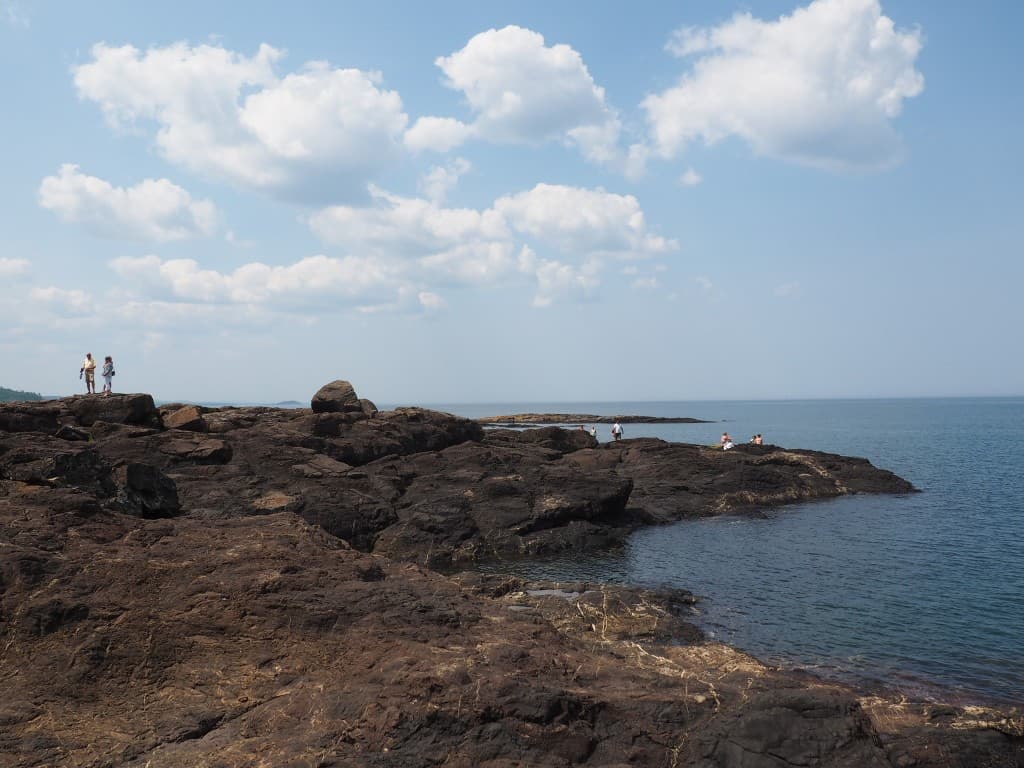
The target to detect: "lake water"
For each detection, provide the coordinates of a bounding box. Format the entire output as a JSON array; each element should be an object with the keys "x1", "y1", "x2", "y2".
[{"x1": 426, "y1": 398, "x2": 1024, "y2": 706}]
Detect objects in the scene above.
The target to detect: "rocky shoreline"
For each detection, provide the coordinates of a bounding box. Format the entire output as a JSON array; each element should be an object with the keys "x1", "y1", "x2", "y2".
[{"x1": 1, "y1": 381, "x2": 1020, "y2": 767}]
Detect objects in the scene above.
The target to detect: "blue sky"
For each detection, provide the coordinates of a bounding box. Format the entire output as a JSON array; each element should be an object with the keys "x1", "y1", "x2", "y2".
[{"x1": 1, "y1": 0, "x2": 1021, "y2": 404}]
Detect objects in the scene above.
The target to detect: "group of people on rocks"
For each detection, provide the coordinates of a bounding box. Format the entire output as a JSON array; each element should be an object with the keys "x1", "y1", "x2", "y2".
[
  {"x1": 578, "y1": 422, "x2": 624, "y2": 441},
  {"x1": 720, "y1": 432, "x2": 764, "y2": 450},
  {"x1": 79, "y1": 352, "x2": 116, "y2": 396}
]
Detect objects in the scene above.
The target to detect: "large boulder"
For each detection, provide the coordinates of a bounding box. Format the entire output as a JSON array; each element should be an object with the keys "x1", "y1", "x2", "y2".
[
  {"x1": 310, "y1": 380, "x2": 360, "y2": 414},
  {"x1": 68, "y1": 394, "x2": 162, "y2": 428},
  {"x1": 163, "y1": 405, "x2": 207, "y2": 432}
]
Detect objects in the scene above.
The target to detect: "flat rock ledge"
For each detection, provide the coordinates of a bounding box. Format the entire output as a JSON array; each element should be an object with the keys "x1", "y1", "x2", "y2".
[{"x1": 1, "y1": 385, "x2": 1019, "y2": 768}]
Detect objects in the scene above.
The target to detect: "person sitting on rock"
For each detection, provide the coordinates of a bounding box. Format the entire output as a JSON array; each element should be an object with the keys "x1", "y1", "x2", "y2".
[
  {"x1": 721, "y1": 432, "x2": 734, "y2": 450},
  {"x1": 754, "y1": 434, "x2": 763, "y2": 446}
]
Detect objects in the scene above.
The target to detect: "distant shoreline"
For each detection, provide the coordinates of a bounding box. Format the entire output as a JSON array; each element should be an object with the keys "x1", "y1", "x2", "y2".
[{"x1": 476, "y1": 413, "x2": 713, "y2": 425}]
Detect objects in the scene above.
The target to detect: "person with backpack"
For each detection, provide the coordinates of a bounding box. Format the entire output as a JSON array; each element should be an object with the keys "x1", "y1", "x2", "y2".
[{"x1": 101, "y1": 356, "x2": 116, "y2": 396}]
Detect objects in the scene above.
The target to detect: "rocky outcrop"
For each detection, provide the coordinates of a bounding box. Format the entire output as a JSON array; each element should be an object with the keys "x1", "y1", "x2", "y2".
[
  {"x1": 1, "y1": 385, "x2": 1017, "y2": 767},
  {"x1": 0, "y1": 392, "x2": 161, "y2": 433},
  {"x1": 0, "y1": 393, "x2": 911, "y2": 567}
]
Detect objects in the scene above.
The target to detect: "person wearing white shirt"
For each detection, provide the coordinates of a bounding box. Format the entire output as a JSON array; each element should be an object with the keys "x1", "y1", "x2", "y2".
[{"x1": 79, "y1": 353, "x2": 97, "y2": 394}]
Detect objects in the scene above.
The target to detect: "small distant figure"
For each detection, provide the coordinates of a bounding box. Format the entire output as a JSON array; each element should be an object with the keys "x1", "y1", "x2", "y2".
[
  {"x1": 579, "y1": 424, "x2": 587, "y2": 431},
  {"x1": 80, "y1": 353, "x2": 96, "y2": 394},
  {"x1": 721, "y1": 432, "x2": 734, "y2": 450},
  {"x1": 749, "y1": 435, "x2": 757, "y2": 444},
  {"x1": 754, "y1": 434, "x2": 763, "y2": 446},
  {"x1": 101, "y1": 356, "x2": 116, "y2": 396},
  {"x1": 611, "y1": 422, "x2": 623, "y2": 441},
  {"x1": 589, "y1": 426, "x2": 597, "y2": 438}
]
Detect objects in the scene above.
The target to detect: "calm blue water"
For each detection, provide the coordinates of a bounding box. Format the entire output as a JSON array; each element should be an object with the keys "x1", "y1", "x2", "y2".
[{"x1": 428, "y1": 398, "x2": 1024, "y2": 705}]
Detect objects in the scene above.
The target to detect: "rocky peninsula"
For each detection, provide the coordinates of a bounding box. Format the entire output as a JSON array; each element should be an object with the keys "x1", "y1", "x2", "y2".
[{"x1": 1, "y1": 381, "x2": 1020, "y2": 767}]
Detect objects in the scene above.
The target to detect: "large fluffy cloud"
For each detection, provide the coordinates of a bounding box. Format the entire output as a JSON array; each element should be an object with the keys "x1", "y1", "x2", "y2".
[
  {"x1": 494, "y1": 184, "x2": 676, "y2": 257},
  {"x1": 108, "y1": 254, "x2": 409, "y2": 310},
  {"x1": 643, "y1": 0, "x2": 924, "y2": 171},
  {"x1": 312, "y1": 183, "x2": 673, "y2": 260},
  {"x1": 309, "y1": 186, "x2": 508, "y2": 257},
  {"x1": 74, "y1": 43, "x2": 408, "y2": 199},
  {"x1": 39, "y1": 164, "x2": 217, "y2": 241},
  {"x1": 310, "y1": 182, "x2": 676, "y2": 305},
  {"x1": 405, "y1": 26, "x2": 623, "y2": 167}
]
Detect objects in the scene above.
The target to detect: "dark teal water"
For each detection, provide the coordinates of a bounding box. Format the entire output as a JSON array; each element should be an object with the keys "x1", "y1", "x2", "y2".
[{"x1": 430, "y1": 398, "x2": 1024, "y2": 705}]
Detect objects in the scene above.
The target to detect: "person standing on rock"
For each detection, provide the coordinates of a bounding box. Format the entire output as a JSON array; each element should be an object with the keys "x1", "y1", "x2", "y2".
[
  {"x1": 611, "y1": 422, "x2": 623, "y2": 441},
  {"x1": 101, "y1": 356, "x2": 115, "y2": 396},
  {"x1": 79, "y1": 353, "x2": 97, "y2": 394},
  {"x1": 589, "y1": 426, "x2": 597, "y2": 439}
]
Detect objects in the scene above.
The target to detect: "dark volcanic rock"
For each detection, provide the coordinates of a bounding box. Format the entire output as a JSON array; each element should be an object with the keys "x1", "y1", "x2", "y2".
[
  {"x1": 113, "y1": 463, "x2": 180, "y2": 518},
  {"x1": 0, "y1": 391, "x2": 1013, "y2": 768},
  {"x1": 68, "y1": 393, "x2": 162, "y2": 428},
  {"x1": 0, "y1": 393, "x2": 161, "y2": 433},
  {"x1": 311, "y1": 379, "x2": 360, "y2": 413},
  {"x1": 566, "y1": 439, "x2": 916, "y2": 523},
  {"x1": 163, "y1": 405, "x2": 207, "y2": 432}
]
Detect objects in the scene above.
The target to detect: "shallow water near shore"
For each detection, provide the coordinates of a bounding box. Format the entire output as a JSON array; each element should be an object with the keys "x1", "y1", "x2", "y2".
[{"x1": 430, "y1": 397, "x2": 1024, "y2": 705}]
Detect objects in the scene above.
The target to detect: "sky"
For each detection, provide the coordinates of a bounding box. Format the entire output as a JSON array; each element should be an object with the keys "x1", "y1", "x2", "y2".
[{"x1": 1, "y1": 0, "x2": 1021, "y2": 404}]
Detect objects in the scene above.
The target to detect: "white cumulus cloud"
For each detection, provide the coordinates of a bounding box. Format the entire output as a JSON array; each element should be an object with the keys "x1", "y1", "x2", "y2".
[
  {"x1": 679, "y1": 168, "x2": 702, "y2": 187},
  {"x1": 310, "y1": 186, "x2": 508, "y2": 256},
  {"x1": 310, "y1": 182, "x2": 674, "y2": 306},
  {"x1": 407, "y1": 26, "x2": 624, "y2": 168},
  {"x1": 29, "y1": 287, "x2": 94, "y2": 316},
  {"x1": 39, "y1": 164, "x2": 218, "y2": 241},
  {"x1": 109, "y1": 253, "x2": 408, "y2": 310},
  {"x1": 74, "y1": 42, "x2": 408, "y2": 200},
  {"x1": 0, "y1": 258, "x2": 29, "y2": 277},
  {"x1": 644, "y1": 0, "x2": 924, "y2": 171},
  {"x1": 494, "y1": 184, "x2": 677, "y2": 258},
  {"x1": 418, "y1": 158, "x2": 471, "y2": 204},
  {"x1": 404, "y1": 117, "x2": 474, "y2": 153}
]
